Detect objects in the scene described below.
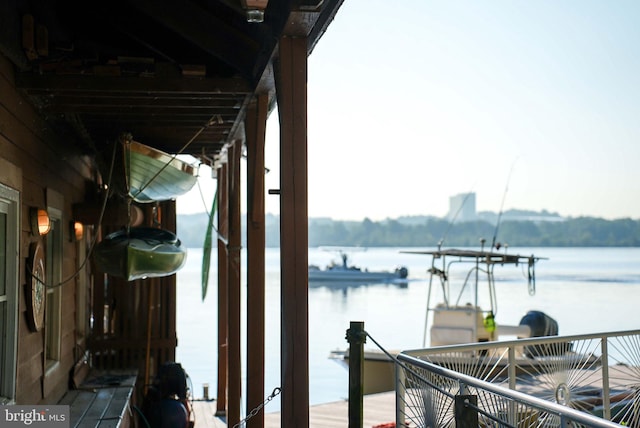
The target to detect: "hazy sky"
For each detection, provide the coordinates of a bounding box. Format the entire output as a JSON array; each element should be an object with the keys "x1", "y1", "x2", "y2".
[{"x1": 179, "y1": 0, "x2": 640, "y2": 221}]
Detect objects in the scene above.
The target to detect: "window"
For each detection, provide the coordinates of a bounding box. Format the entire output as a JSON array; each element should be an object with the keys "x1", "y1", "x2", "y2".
[
  {"x1": 45, "y1": 209, "x2": 62, "y2": 371},
  {"x1": 0, "y1": 183, "x2": 19, "y2": 404}
]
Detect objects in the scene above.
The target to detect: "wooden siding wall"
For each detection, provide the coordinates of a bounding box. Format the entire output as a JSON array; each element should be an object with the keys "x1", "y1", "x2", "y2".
[
  {"x1": 1, "y1": 49, "x2": 180, "y2": 408},
  {"x1": 0, "y1": 53, "x2": 94, "y2": 404}
]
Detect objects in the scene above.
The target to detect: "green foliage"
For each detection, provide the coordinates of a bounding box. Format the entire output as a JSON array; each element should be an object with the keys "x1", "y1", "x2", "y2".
[
  {"x1": 304, "y1": 217, "x2": 640, "y2": 248},
  {"x1": 177, "y1": 214, "x2": 640, "y2": 248}
]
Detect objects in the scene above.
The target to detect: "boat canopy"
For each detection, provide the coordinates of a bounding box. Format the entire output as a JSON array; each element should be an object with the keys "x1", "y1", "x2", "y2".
[{"x1": 402, "y1": 248, "x2": 546, "y2": 265}]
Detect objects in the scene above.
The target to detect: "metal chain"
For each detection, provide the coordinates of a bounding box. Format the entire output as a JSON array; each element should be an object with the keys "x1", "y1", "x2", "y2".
[{"x1": 232, "y1": 387, "x2": 281, "y2": 428}]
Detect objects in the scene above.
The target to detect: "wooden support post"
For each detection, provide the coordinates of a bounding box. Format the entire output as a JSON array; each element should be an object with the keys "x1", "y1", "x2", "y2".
[
  {"x1": 227, "y1": 141, "x2": 243, "y2": 427},
  {"x1": 246, "y1": 94, "x2": 268, "y2": 428},
  {"x1": 347, "y1": 321, "x2": 366, "y2": 428},
  {"x1": 276, "y1": 35, "x2": 309, "y2": 428},
  {"x1": 216, "y1": 165, "x2": 229, "y2": 416}
]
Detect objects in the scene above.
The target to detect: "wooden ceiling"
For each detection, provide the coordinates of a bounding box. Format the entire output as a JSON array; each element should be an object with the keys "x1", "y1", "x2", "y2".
[{"x1": 0, "y1": 0, "x2": 343, "y2": 164}]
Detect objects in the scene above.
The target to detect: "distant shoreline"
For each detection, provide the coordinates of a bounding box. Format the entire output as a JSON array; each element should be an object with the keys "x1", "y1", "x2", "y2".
[{"x1": 177, "y1": 212, "x2": 640, "y2": 248}]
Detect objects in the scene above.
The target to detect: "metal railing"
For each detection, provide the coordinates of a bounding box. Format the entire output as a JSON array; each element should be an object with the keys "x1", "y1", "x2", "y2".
[
  {"x1": 396, "y1": 353, "x2": 624, "y2": 428},
  {"x1": 395, "y1": 329, "x2": 640, "y2": 427}
]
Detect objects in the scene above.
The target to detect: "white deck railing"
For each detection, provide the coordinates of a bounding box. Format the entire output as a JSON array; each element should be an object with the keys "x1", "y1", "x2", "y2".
[{"x1": 395, "y1": 329, "x2": 640, "y2": 427}]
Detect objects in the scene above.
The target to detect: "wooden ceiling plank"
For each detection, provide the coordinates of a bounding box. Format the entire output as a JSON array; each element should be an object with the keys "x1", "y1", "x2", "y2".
[{"x1": 129, "y1": 0, "x2": 262, "y2": 78}]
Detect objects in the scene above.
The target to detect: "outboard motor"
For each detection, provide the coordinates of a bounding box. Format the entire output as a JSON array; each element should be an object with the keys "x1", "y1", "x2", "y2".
[
  {"x1": 519, "y1": 310, "x2": 572, "y2": 358},
  {"x1": 519, "y1": 310, "x2": 558, "y2": 337},
  {"x1": 396, "y1": 266, "x2": 409, "y2": 279},
  {"x1": 141, "y1": 362, "x2": 192, "y2": 428}
]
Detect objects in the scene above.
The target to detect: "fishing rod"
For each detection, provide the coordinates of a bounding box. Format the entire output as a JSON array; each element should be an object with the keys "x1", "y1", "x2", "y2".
[{"x1": 491, "y1": 159, "x2": 518, "y2": 250}]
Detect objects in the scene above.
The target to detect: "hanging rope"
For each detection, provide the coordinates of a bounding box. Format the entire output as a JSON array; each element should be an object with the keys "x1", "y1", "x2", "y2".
[{"x1": 44, "y1": 140, "x2": 118, "y2": 290}]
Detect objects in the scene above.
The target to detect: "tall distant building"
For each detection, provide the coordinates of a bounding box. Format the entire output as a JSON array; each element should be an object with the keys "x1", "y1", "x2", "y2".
[{"x1": 448, "y1": 192, "x2": 476, "y2": 222}]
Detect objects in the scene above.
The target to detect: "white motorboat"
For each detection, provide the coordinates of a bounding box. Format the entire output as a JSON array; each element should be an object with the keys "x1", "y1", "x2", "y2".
[
  {"x1": 308, "y1": 250, "x2": 408, "y2": 283},
  {"x1": 329, "y1": 240, "x2": 598, "y2": 395}
]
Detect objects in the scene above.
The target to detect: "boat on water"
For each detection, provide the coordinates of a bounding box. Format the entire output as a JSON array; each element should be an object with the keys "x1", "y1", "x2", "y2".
[
  {"x1": 330, "y1": 240, "x2": 598, "y2": 394},
  {"x1": 403, "y1": 242, "x2": 548, "y2": 347},
  {"x1": 124, "y1": 139, "x2": 198, "y2": 203},
  {"x1": 308, "y1": 250, "x2": 408, "y2": 283},
  {"x1": 93, "y1": 227, "x2": 187, "y2": 281}
]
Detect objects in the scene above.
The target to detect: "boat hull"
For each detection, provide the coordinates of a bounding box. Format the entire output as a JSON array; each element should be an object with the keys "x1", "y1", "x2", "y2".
[
  {"x1": 330, "y1": 350, "x2": 399, "y2": 395},
  {"x1": 125, "y1": 141, "x2": 197, "y2": 203},
  {"x1": 94, "y1": 227, "x2": 187, "y2": 281},
  {"x1": 309, "y1": 266, "x2": 408, "y2": 283},
  {"x1": 331, "y1": 348, "x2": 602, "y2": 395}
]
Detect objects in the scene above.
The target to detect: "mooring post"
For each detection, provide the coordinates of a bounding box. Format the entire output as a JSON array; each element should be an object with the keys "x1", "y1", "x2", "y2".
[
  {"x1": 455, "y1": 395, "x2": 478, "y2": 428},
  {"x1": 346, "y1": 321, "x2": 366, "y2": 428}
]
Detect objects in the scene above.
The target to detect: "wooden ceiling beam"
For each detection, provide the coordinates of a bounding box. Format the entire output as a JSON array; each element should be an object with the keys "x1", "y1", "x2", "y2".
[
  {"x1": 15, "y1": 74, "x2": 251, "y2": 95},
  {"x1": 83, "y1": 123, "x2": 232, "y2": 135},
  {"x1": 103, "y1": 124, "x2": 229, "y2": 136},
  {"x1": 40, "y1": 96, "x2": 243, "y2": 108},
  {"x1": 47, "y1": 106, "x2": 240, "y2": 116}
]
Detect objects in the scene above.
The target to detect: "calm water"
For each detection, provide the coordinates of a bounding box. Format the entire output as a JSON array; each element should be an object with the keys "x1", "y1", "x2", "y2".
[{"x1": 175, "y1": 247, "x2": 640, "y2": 414}]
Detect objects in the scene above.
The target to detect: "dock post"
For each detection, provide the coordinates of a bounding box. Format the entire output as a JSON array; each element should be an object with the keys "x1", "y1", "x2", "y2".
[
  {"x1": 346, "y1": 321, "x2": 366, "y2": 428},
  {"x1": 455, "y1": 395, "x2": 478, "y2": 428}
]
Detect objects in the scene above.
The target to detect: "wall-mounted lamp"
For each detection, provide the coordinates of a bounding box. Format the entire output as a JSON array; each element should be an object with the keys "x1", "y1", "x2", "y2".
[
  {"x1": 241, "y1": 0, "x2": 268, "y2": 22},
  {"x1": 245, "y1": 9, "x2": 264, "y2": 22},
  {"x1": 70, "y1": 221, "x2": 84, "y2": 242},
  {"x1": 30, "y1": 207, "x2": 51, "y2": 236}
]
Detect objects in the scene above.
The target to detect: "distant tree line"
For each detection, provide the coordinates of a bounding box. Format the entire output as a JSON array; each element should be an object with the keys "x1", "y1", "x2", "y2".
[
  {"x1": 307, "y1": 217, "x2": 640, "y2": 248},
  {"x1": 177, "y1": 213, "x2": 640, "y2": 248}
]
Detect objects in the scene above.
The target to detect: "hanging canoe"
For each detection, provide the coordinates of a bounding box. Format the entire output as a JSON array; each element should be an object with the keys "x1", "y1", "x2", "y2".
[
  {"x1": 125, "y1": 140, "x2": 197, "y2": 203},
  {"x1": 93, "y1": 227, "x2": 187, "y2": 281}
]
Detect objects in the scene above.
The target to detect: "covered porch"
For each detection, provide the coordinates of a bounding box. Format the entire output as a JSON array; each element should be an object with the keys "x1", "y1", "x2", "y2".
[{"x1": 0, "y1": 1, "x2": 344, "y2": 427}]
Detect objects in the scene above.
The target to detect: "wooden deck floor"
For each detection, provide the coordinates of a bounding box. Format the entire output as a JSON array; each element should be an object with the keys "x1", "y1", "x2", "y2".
[{"x1": 190, "y1": 391, "x2": 396, "y2": 427}]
